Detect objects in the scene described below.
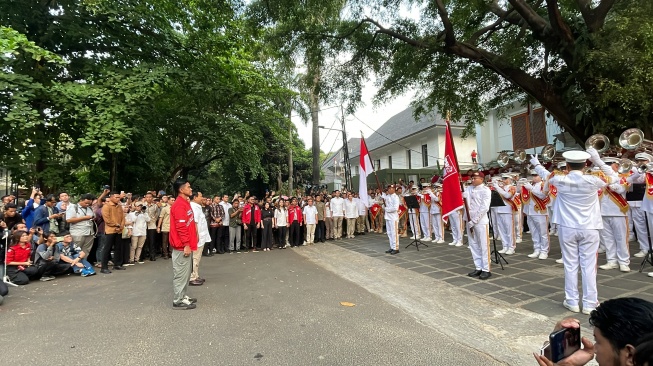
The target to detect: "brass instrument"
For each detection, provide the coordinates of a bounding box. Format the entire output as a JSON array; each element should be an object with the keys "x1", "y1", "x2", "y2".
[
  {"x1": 497, "y1": 152, "x2": 511, "y2": 168},
  {"x1": 585, "y1": 134, "x2": 611, "y2": 154},
  {"x1": 617, "y1": 159, "x2": 633, "y2": 174},
  {"x1": 541, "y1": 144, "x2": 557, "y2": 162},
  {"x1": 496, "y1": 149, "x2": 527, "y2": 168},
  {"x1": 637, "y1": 162, "x2": 653, "y2": 174},
  {"x1": 619, "y1": 128, "x2": 653, "y2": 151},
  {"x1": 513, "y1": 149, "x2": 527, "y2": 164}
]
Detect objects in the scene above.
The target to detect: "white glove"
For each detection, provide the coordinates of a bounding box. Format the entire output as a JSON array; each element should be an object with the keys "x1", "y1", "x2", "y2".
[
  {"x1": 492, "y1": 181, "x2": 500, "y2": 190},
  {"x1": 529, "y1": 154, "x2": 541, "y2": 167},
  {"x1": 523, "y1": 183, "x2": 533, "y2": 191},
  {"x1": 462, "y1": 191, "x2": 469, "y2": 199},
  {"x1": 586, "y1": 147, "x2": 601, "y2": 164},
  {"x1": 466, "y1": 221, "x2": 475, "y2": 230},
  {"x1": 608, "y1": 183, "x2": 622, "y2": 191}
]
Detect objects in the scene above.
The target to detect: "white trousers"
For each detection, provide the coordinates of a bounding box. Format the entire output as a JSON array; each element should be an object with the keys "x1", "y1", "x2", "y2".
[
  {"x1": 490, "y1": 209, "x2": 498, "y2": 239},
  {"x1": 430, "y1": 213, "x2": 443, "y2": 240},
  {"x1": 448, "y1": 211, "x2": 463, "y2": 243},
  {"x1": 632, "y1": 207, "x2": 650, "y2": 252},
  {"x1": 408, "y1": 212, "x2": 420, "y2": 237},
  {"x1": 467, "y1": 222, "x2": 490, "y2": 272},
  {"x1": 497, "y1": 213, "x2": 515, "y2": 250},
  {"x1": 628, "y1": 208, "x2": 635, "y2": 236},
  {"x1": 420, "y1": 211, "x2": 431, "y2": 238},
  {"x1": 601, "y1": 216, "x2": 629, "y2": 265},
  {"x1": 558, "y1": 226, "x2": 600, "y2": 309},
  {"x1": 513, "y1": 211, "x2": 522, "y2": 240},
  {"x1": 386, "y1": 219, "x2": 399, "y2": 250},
  {"x1": 528, "y1": 215, "x2": 549, "y2": 254}
]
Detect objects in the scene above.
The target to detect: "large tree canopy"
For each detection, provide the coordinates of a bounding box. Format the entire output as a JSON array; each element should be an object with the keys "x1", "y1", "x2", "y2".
[{"x1": 250, "y1": 0, "x2": 653, "y2": 143}]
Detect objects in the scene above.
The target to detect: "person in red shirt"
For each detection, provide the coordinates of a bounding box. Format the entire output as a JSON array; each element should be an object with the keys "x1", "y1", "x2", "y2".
[
  {"x1": 5, "y1": 230, "x2": 45, "y2": 285},
  {"x1": 288, "y1": 198, "x2": 303, "y2": 247},
  {"x1": 169, "y1": 179, "x2": 198, "y2": 310},
  {"x1": 242, "y1": 196, "x2": 262, "y2": 252},
  {"x1": 471, "y1": 150, "x2": 478, "y2": 164}
]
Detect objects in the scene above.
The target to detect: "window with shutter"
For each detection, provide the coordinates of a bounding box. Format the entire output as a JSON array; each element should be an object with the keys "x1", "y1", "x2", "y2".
[{"x1": 511, "y1": 108, "x2": 547, "y2": 149}]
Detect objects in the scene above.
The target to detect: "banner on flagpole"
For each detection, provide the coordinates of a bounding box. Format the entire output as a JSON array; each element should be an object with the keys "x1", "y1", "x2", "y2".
[
  {"x1": 441, "y1": 120, "x2": 464, "y2": 223},
  {"x1": 359, "y1": 137, "x2": 374, "y2": 204}
]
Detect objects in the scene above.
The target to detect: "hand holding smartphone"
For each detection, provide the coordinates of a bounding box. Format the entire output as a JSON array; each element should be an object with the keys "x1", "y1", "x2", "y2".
[{"x1": 540, "y1": 326, "x2": 581, "y2": 363}]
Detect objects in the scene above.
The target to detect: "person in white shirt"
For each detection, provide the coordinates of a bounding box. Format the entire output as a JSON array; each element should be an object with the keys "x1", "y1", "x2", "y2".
[
  {"x1": 324, "y1": 199, "x2": 333, "y2": 240},
  {"x1": 492, "y1": 175, "x2": 518, "y2": 255},
  {"x1": 418, "y1": 183, "x2": 432, "y2": 242},
  {"x1": 126, "y1": 203, "x2": 150, "y2": 264},
  {"x1": 274, "y1": 200, "x2": 288, "y2": 248},
  {"x1": 190, "y1": 192, "x2": 211, "y2": 286},
  {"x1": 427, "y1": 184, "x2": 446, "y2": 244},
  {"x1": 344, "y1": 193, "x2": 358, "y2": 239},
  {"x1": 463, "y1": 171, "x2": 492, "y2": 280},
  {"x1": 532, "y1": 148, "x2": 618, "y2": 314},
  {"x1": 627, "y1": 153, "x2": 653, "y2": 260},
  {"x1": 355, "y1": 193, "x2": 368, "y2": 235},
  {"x1": 218, "y1": 195, "x2": 232, "y2": 253},
  {"x1": 65, "y1": 193, "x2": 96, "y2": 260},
  {"x1": 596, "y1": 158, "x2": 631, "y2": 272},
  {"x1": 330, "y1": 191, "x2": 345, "y2": 240},
  {"x1": 302, "y1": 198, "x2": 318, "y2": 244},
  {"x1": 382, "y1": 185, "x2": 400, "y2": 254},
  {"x1": 521, "y1": 171, "x2": 550, "y2": 259},
  {"x1": 407, "y1": 187, "x2": 421, "y2": 239}
]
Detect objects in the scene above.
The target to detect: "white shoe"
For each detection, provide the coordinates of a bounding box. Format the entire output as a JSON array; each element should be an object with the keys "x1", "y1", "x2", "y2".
[
  {"x1": 619, "y1": 264, "x2": 631, "y2": 272},
  {"x1": 411, "y1": 235, "x2": 418, "y2": 240},
  {"x1": 515, "y1": 238, "x2": 522, "y2": 244},
  {"x1": 548, "y1": 230, "x2": 556, "y2": 235},
  {"x1": 448, "y1": 241, "x2": 456, "y2": 246},
  {"x1": 648, "y1": 272, "x2": 653, "y2": 278},
  {"x1": 538, "y1": 253, "x2": 548, "y2": 260},
  {"x1": 599, "y1": 262, "x2": 618, "y2": 270},
  {"x1": 505, "y1": 249, "x2": 515, "y2": 255},
  {"x1": 634, "y1": 250, "x2": 647, "y2": 258},
  {"x1": 555, "y1": 258, "x2": 564, "y2": 264},
  {"x1": 629, "y1": 234, "x2": 636, "y2": 242},
  {"x1": 563, "y1": 300, "x2": 580, "y2": 313},
  {"x1": 498, "y1": 248, "x2": 507, "y2": 254},
  {"x1": 455, "y1": 242, "x2": 463, "y2": 247},
  {"x1": 582, "y1": 307, "x2": 596, "y2": 315},
  {"x1": 421, "y1": 237, "x2": 432, "y2": 242},
  {"x1": 435, "y1": 239, "x2": 445, "y2": 244},
  {"x1": 527, "y1": 252, "x2": 540, "y2": 258},
  {"x1": 598, "y1": 248, "x2": 606, "y2": 254}
]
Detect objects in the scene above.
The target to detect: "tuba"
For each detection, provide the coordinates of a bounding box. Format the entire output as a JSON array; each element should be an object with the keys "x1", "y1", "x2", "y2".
[
  {"x1": 618, "y1": 159, "x2": 633, "y2": 174},
  {"x1": 541, "y1": 144, "x2": 556, "y2": 162},
  {"x1": 497, "y1": 152, "x2": 511, "y2": 167},
  {"x1": 619, "y1": 128, "x2": 653, "y2": 151},
  {"x1": 513, "y1": 149, "x2": 527, "y2": 164},
  {"x1": 585, "y1": 134, "x2": 611, "y2": 154}
]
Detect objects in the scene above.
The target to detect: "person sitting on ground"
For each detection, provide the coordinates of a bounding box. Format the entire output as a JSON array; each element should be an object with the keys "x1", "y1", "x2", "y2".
[
  {"x1": 534, "y1": 297, "x2": 653, "y2": 366},
  {"x1": 56, "y1": 231, "x2": 96, "y2": 277},
  {"x1": 35, "y1": 231, "x2": 74, "y2": 280},
  {"x1": 5, "y1": 230, "x2": 46, "y2": 285}
]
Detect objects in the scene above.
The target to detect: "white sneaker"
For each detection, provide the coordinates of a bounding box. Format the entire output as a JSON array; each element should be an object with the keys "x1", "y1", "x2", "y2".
[
  {"x1": 411, "y1": 235, "x2": 418, "y2": 240},
  {"x1": 619, "y1": 264, "x2": 631, "y2": 272},
  {"x1": 448, "y1": 241, "x2": 456, "y2": 246},
  {"x1": 498, "y1": 248, "x2": 507, "y2": 254},
  {"x1": 598, "y1": 248, "x2": 606, "y2": 254},
  {"x1": 648, "y1": 272, "x2": 653, "y2": 278},
  {"x1": 515, "y1": 238, "x2": 522, "y2": 244},
  {"x1": 634, "y1": 250, "x2": 647, "y2": 258},
  {"x1": 599, "y1": 262, "x2": 618, "y2": 270},
  {"x1": 556, "y1": 258, "x2": 564, "y2": 264},
  {"x1": 455, "y1": 242, "x2": 463, "y2": 247},
  {"x1": 421, "y1": 237, "x2": 432, "y2": 242},
  {"x1": 563, "y1": 300, "x2": 580, "y2": 313},
  {"x1": 538, "y1": 253, "x2": 548, "y2": 260},
  {"x1": 582, "y1": 307, "x2": 596, "y2": 315},
  {"x1": 527, "y1": 252, "x2": 540, "y2": 258},
  {"x1": 435, "y1": 239, "x2": 445, "y2": 244},
  {"x1": 505, "y1": 249, "x2": 515, "y2": 255},
  {"x1": 549, "y1": 230, "x2": 556, "y2": 235}
]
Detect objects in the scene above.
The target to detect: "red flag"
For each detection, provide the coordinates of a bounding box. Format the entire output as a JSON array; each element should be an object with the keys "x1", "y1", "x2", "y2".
[
  {"x1": 359, "y1": 137, "x2": 374, "y2": 204},
  {"x1": 441, "y1": 120, "x2": 464, "y2": 223}
]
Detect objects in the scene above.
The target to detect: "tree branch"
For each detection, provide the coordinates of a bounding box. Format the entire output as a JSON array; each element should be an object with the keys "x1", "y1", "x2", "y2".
[
  {"x1": 576, "y1": 0, "x2": 593, "y2": 25},
  {"x1": 359, "y1": 18, "x2": 428, "y2": 48},
  {"x1": 433, "y1": 0, "x2": 456, "y2": 46},
  {"x1": 468, "y1": 8, "x2": 515, "y2": 45},
  {"x1": 507, "y1": 0, "x2": 551, "y2": 38},
  {"x1": 591, "y1": 0, "x2": 617, "y2": 31},
  {"x1": 545, "y1": 0, "x2": 575, "y2": 48},
  {"x1": 488, "y1": 0, "x2": 528, "y2": 27}
]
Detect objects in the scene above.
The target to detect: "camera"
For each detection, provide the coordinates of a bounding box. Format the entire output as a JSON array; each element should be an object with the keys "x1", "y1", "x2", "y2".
[
  {"x1": 140, "y1": 205, "x2": 147, "y2": 212},
  {"x1": 102, "y1": 185, "x2": 110, "y2": 190}
]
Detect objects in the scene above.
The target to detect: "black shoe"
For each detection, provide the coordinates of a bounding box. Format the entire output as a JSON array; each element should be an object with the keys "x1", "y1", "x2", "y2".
[
  {"x1": 150, "y1": 258, "x2": 156, "y2": 261},
  {"x1": 390, "y1": 250, "x2": 400, "y2": 255},
  {"x1": 113, "y1": 266, "x2": 126, "y2": 270},
  {"x1": 479, "y1": 271, "x2": 492, "y2": 280},
  {"x1": 100, "y1": 269, "x2": 112, "y2": 274},
  {"x1": 385, "y1": 249, "x2": 393, "y2": 253},
  {"x1": 172, "y1": 302, "x2": 196, "y2": 310},
  {"x1": 467, "y1": 270, "x2": 482, "y2": 277}
]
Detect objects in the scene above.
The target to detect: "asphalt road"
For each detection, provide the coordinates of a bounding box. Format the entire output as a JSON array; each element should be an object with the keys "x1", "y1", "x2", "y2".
[{"x1": 0, "y1": 247, "x2": 505, "y2": 366}]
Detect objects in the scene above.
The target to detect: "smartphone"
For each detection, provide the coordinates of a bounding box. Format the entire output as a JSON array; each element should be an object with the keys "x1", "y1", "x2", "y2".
[{"x1": 548, "y1": 327, "x2": 581, "y2": 362}]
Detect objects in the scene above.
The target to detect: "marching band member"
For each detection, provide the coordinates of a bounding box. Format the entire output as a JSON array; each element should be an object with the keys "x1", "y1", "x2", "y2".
[
  {"x1": 382, "y1": 185, "x2": 400, "y2": 255},
  {"x1": 448, "y1": 206, "x2": 464, "y2": 247},
  {"x1": 512, "y1": 173, "x2": 524, "y2": 244},
  {"x1": 418, "y1": 183, "x2": 432, "y2": 242},
  {"x1": 463, "y1": 171, "x2": 492, "y2": 280},
  {"x1": 397, "y1": 186, "x2": 408, "y2": 237},
  {"x1": 522, "y1": 171, "x2": 550, "y2": 259},
  {"x1": 598, "y1": 158, "x2": 630, "y2": 272},
  {"x1": 627, "y1": 153, "x2": 653, "y2": 259},
  {"x1": 548, "y1": 162, "x2": 565, "y2": 237},
  {"x1": 428, "y1": 183, "x2": 445, "y2": 244},
  {"x1": 493, "y1": 174, "x2": 517, "y2": 255},
  {"x1": 532, "y1": 148, "x2": 618, "y2": 314},
  {"x1": 408, "y1": 186, "x2": 421, "y2": 239},
  {"x1": 375, "y1": 190, "x2": 386, "y2": 233}
]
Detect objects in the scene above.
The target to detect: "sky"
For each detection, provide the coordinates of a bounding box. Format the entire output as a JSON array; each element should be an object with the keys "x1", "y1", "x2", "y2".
[{"x1": 292, "y1": 84, "x2": 414, "y2": 154}]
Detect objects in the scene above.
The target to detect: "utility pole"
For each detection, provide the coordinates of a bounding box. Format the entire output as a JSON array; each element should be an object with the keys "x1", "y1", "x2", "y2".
[
  {"x1": 341, "y1": 105, "x2": 352, "y2": 191},
  {"x1": 288, "y1": 101, "x2": 293, "y2": 196}
]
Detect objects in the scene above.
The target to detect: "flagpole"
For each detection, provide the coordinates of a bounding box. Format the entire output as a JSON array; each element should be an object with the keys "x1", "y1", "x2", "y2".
[
  {"x1": 361, "y1": 132, "x2": 382, "y2": 191},
  {"x1": 446, "y1": 111, "x2": 473, "y2": 226}
]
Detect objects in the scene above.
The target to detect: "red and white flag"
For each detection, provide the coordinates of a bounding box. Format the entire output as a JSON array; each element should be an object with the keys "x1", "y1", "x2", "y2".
[
  {"x1": 359, "y1": 137, "x2": 374, "y2": 204},
  {"x1": 441, "y1": 119, "x2": 464, "y2": 223}
]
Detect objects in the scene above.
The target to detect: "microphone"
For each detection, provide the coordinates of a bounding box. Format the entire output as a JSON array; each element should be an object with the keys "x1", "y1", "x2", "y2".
[{"x1": 2, "y1": 228, "x2": 9, "y2": 240}]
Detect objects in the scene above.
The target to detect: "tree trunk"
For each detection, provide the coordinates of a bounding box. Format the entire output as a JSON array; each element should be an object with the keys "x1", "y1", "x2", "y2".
[
  {"x1": 288, "y1": 104, "x2": 293, "y2": 196},
  {"x1": 110, "y1": 152, "x2": 117, "y2": 191},
  {"x1": 310, "y1": 69, "x2": 321, "y2": 186}
]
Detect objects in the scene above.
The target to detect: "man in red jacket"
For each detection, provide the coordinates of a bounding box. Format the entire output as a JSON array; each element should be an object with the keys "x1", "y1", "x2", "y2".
[
  {"x1": 242, "y1": 196, "x2": 261, "y2": 252},
  {"x1": 169, "y1": 179, "x2": 198, "y2": 310}
]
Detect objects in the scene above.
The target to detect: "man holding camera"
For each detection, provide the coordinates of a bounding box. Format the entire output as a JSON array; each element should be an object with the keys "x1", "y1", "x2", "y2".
[
  {"x1": 66, "y1": 193, "x2": 96, "y2": 263},
  {"x1": 33, "y1": 195, "x2": 63, "y2": 234}
]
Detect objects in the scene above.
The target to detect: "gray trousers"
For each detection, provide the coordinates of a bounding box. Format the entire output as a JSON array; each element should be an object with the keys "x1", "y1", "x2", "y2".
[
  {"x1": 229, "y1": 226, "x2": 242, "y2": 251},
  {"x1": 73, "y1": 235, "x2": 95, "y2": 258},
  {"x1": 172, "y1": 250, "x2": 192, "y2": 304}
]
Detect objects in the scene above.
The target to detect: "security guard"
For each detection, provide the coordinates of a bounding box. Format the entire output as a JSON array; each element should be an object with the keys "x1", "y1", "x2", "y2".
[
  {"x1": 463, "y1": 171, "x2": 492, "y2": 280},
  {"x1": 532, "y1": 148, "x2": 618, "y2": 314}
]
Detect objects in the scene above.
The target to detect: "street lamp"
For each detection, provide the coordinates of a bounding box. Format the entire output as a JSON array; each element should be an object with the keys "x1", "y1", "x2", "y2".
[{"x1": 318, "y1": 125, "x2": 352, "y2": 191}]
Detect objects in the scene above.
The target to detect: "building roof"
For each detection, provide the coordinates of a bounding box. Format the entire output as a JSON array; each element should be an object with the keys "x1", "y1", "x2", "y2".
[{"x1": 322, "y1": 138, "x2": 360, "y2": 170}]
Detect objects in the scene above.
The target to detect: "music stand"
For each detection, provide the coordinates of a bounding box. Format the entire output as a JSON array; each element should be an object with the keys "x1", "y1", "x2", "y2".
[
  {"x1": 404, "y1": 195, "x2": 426, "y2": 250},
  {"x1": 489, "y1": 192, "x2": 508, "y2": 269}
]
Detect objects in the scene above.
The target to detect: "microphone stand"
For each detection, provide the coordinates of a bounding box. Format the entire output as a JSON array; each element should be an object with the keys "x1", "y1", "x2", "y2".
[{"x1": 2, "y1": 229, "x2": 18, "y2": 287}]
